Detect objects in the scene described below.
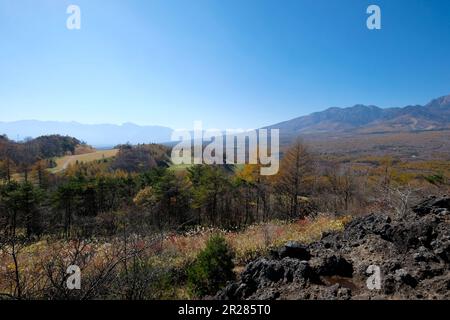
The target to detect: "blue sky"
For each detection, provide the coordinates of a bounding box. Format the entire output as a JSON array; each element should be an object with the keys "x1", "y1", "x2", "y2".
[{"x1": 1, "y1": 0, "x2": 450, "y2": 129}]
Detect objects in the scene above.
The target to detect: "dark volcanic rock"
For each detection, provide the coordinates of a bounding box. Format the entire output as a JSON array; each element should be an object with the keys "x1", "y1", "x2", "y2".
[
  {"x1": 413, "y1": 196, "x2": 450, "y2": 216},
  {"x1": 216, "y1": 196, "x2": 450, "y2": 300},
  {"x1": 278, "y1": 241, "x2": 311, "y2": 260},
  {"x1": 382, "y1": 215, "x2": 439, "y2": 252},
  {"x1": 312, "y1": 254, "x2": 353, "y2": 277}
]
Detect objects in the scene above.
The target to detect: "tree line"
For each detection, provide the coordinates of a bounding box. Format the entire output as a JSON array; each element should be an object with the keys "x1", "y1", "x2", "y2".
[{"x1": 1, "y1": 138, "x2": 373, "y2": 243}]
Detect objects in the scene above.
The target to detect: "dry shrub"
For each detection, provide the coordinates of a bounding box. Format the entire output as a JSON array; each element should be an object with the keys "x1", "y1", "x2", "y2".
[{"x1": 0, "y1": 215, "x2": 350, "y2": 299}]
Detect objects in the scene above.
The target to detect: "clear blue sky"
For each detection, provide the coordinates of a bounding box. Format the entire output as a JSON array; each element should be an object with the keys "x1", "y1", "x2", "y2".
[{"x1": 1, "y1": 0, "x2": 450, "y2": 129}]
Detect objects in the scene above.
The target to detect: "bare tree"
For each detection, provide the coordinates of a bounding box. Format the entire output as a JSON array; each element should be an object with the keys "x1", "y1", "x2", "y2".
[{"x1": 389, "y1": 185, "x2": 420, "y2": 219}]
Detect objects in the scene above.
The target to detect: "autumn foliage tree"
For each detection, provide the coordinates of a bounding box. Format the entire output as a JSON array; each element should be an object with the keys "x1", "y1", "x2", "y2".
[{"x1": 274, "y1": 139, "x2": 315, "y2": 218}]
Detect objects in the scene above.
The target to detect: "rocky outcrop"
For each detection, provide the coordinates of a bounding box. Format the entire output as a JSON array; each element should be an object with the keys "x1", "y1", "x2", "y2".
[{"x1": 217, "y1": 196, "x2": 450, "y2": 300}]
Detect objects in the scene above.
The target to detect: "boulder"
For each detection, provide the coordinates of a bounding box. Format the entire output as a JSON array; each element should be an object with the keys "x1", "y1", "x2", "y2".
[
  {"x1": 413, "y1": 196, "x2": 450, "y2": 216},
  {"x1": 278, "y1": 241, "x2": 311, "y2": 260}
]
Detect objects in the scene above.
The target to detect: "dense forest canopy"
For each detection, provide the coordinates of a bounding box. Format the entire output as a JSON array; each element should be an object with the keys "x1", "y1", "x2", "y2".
[
  {"x1": 0, "y1": 134, "x2": 81, "y2": 159},
  {"x1": 111, "y1": 143, "x2": 171, "y2": 173}
]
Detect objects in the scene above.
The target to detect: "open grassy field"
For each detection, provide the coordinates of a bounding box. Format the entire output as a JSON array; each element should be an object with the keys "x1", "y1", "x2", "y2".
[
  {"x1": 302, "y1": 129, "x2": 450, "y2": 161},
  {"x1": 49, "y1": 149, "x2": 119, "y2": 173}
]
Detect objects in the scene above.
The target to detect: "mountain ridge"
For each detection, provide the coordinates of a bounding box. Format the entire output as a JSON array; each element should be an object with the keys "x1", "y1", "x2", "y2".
[
  {"x1": 266, "y1": 94, "x2": 450, "y2": 136},
  {"x1": 0, "y1": 120, "x2": 173, "y2": 147},
  {"x1": 2, "y1": 94, "x2": 450, "y2": 147}
]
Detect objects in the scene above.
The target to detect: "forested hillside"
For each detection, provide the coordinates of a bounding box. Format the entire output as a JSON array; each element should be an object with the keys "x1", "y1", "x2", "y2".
[{"x1": 0, "y1": 134, "x2": 82, "y2": 182}]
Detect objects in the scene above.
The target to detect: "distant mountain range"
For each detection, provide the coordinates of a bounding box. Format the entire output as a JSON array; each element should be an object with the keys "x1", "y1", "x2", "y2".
[
  {"x1": 0, "y1": 121, "x2": 173, "y2": 147},
  {"x1": 266, "y1": 94, "x2": 450, "y2": 138},
  {"x1": 1, "y1": 94, "x2": 449, "y2": 147}
]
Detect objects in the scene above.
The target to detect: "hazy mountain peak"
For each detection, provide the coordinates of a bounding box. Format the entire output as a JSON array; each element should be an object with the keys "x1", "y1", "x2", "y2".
[
  {"x1": 122, "y1": 122, "x2": 139, "y2": 127},
  {"x1": 426, "y1": 94, "x2": 450, "y2": 108},
  {"x1": 350, "y1": 104, "x2": 378, "y2": 109}
]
